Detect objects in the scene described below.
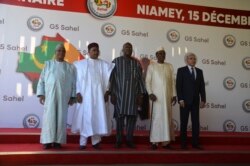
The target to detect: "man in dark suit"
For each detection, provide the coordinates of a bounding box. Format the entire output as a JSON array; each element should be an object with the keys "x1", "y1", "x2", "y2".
[{"x1": 176, "y1": 52, "x2": 206, "y2": 150}]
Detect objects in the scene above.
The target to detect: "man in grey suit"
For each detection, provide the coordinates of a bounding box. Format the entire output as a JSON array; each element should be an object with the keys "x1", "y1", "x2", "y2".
[{"x1": 176, "y1": 52, "x2": 206, "y2": 150}]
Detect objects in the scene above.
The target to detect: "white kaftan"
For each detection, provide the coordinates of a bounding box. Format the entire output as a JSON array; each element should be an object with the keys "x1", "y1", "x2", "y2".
[
  {"x1": 37, "y1": 60, "x2": 76, "y2": 144},
  {"x1": 145, "y1": 62, "x2": 176, "y2": 143},
  {"x1": 71, "y1": 58, "x2": 115, "y2": 138}
]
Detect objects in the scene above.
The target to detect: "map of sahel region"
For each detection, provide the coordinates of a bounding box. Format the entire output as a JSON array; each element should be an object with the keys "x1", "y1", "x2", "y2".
[{"x1": 16, "y1": 33, "x2": 84, "y2": 93}]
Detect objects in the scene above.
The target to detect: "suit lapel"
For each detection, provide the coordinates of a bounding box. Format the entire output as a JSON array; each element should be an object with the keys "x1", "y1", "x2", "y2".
[
  {"x1": 185, "y1": 66, "x2": 193, "y2": 81},
  {"x1": 185, "y1": 66, "x2": 190, "y2": 75},
  {"x1": 195, "y1": 68, "x2": 199, "y2": 82}
]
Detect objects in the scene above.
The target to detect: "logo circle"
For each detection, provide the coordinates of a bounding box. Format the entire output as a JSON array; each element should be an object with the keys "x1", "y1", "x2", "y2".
[
  {"x1": 101, "y1": 23, "x2": 116, "y2": 37},
  {"x1": 167, "y1": 29, "x2": 180, "y2": 43},
  {"x1": 223, "y1": 77, "x2": 236, "y2": 90},
  {"x1": 242, "y1": 57, "x2": 250, "y2": 70},
  {"x1": 23, "y1": 114, "x2": 40, "y2": 128},
  {"x1": 223, "y1": 35, "x2": 236, "y2": 48},
  {"x1": 87, "y1": 0, "x2": 117, "y2": 19},
  {"x1": 242, "y1": 99, "x2": 250, "y2": 113},
  {"x1": 223, "y1": 120, "x2": 236, "y2": 132},
  {"x1": 27, "y1": 16, "x2": 44, "y2": 31}
]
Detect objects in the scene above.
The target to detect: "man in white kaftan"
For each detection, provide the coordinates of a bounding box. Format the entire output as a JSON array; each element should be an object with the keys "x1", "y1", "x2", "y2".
[
  {"x1": 37, "y1": 44, "x2": 76, "y2": 149},
  {"x1": 71, "y1": 43, "x2": 115, "y2": 149},
  {"x1": 145, "y1": 46, "x2": 176, "y2": 150}
]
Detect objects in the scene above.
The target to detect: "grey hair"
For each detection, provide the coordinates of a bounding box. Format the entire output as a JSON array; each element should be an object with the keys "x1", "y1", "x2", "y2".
[
  {"x1": 184, "y1": 52, "x2": 197, "y2": 63},
  {"x1": 55, "y1": 43, "x2": 65, "y2": 51}
]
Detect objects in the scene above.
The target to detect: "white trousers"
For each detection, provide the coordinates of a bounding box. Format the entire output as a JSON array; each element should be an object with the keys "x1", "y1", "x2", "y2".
[{"x1": 80, "y1": 135, "x2": 101, "y2": 146}]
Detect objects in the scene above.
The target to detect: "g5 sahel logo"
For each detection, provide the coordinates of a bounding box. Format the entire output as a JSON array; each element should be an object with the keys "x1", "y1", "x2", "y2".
[
  {"x1": 242, "y1": 99, "x2": 250, "y2": 113},
  {"x1": 23, "y1": 114, "x2": 40, "y2": 128},
  {"x1": 223, "y1": 77, "x2": 236, "y2": 90},
  {"x1": 16, "y1": 33, "x2": 84, "y2": 94},
  {"x1": 101, "y1": 23, "x2": 116, "y2": 37},
  {"x1": 167, "y1": 29, "x2": 180, "y2": 43},
  {"x1": 223, "y1": 35, "x2": 236, "y2": 48},
  {"x1": 223, "y1": 120, "x2": 236, "y2": 132},
  {"x1": 242, "y1": 57, "x2": 250, "y2": 70},
  {"x1": 27, "y1": 16, "x2": 44, "y2": 31},
  {"x1": 87, "y1": 0, "x2": 117, "y2": 19}
]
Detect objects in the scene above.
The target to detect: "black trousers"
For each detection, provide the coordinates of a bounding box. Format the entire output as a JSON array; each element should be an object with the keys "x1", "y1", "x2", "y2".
[
  {"x1": 115, "y1": 115, "x2": 137, "y2": 143},
  {"x1": 180, "y1": 102, "x2": 200, "y2": 147}
]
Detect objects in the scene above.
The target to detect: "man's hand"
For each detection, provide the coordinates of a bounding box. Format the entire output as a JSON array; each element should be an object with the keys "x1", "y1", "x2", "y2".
[
  {"x1": 68, "y1": 98, "x2": 75, "y2": 106},
  {"x1": 39, "y1": 95, "x2": 45, "y2": 105},
  {"x1": 111, "y1": 94, "x2": 117, "y2": 105},
  {"x1": 136, "y1": 94, "x2": 144, "y2": 106},
  {"x1": 179, "y1": 101, "x2": 185, "y2": 108},
  {"x1": 76, "y1": 93, "x2": 82, "y2": 103},
  {"x1": 104, "y1": 91, "x2": 110, "y2": 103},
  {"x1": 200, "y1": 101, "x2": 205, "y2": 109},
  {"x1": 172, "y1": 96, "x2": 177, "y2": 106},
  {"x1": 149, "y1": 94, "x2": 157, "y2": 102}
]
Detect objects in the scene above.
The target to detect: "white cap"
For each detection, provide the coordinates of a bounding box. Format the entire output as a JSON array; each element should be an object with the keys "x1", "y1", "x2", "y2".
[{"x1": 156, "y1": 46, "x2": 165, "y2": 53}]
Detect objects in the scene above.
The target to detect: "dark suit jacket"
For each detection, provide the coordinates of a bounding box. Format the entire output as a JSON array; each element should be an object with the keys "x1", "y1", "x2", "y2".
[{"x1": 176, "y1": 66, "x2": 206, "y2": 105}]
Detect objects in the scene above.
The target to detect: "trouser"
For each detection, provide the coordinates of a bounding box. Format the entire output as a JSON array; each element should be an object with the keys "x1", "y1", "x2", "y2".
[
  {"x1": 115, "y1": 115, "x2": 137, "y2": 143},
  {"x1": 80, "y1": 135, "x2": 101, "y2": 146},
  {"x1": 180, "y1": 103, "x2": 200, "y2": 146}
]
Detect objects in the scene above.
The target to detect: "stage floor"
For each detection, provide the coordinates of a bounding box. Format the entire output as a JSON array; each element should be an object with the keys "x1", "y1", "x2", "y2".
[{"x1": 0, "y1": 129, "x2": 250, "y2": 165}]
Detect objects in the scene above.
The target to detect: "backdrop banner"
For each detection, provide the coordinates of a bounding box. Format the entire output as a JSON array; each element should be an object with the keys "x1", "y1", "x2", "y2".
[{"x1": 0, "y1": 0, "x2": 249, "y2": 133}]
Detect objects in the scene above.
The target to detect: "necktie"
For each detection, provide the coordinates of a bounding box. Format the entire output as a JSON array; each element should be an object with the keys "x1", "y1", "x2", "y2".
[{"x1": 191, "y1": 67, "x2": 195, "y2": 80}]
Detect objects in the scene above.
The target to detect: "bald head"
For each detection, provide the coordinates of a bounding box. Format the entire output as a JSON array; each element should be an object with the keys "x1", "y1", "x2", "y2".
[
  {"x1": 122, "y1": 42, "x2": 133, "y2": 57},
  {"x1": 55, "y1": 43, "x2": 66, "y2": 62},
  {"x1": 55, "y1": 43, "x2": 66, "y2": 52}
]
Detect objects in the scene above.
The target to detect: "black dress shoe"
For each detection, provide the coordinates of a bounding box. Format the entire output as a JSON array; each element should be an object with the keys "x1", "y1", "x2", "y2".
[
  {"x1": 162, "y1": 144, "x2": 174, "y2": 150},
  {"x1": 43, "y1": 143, "x2": 52, "y2": 149},
  {"x1": 79, "y1": 145, "x2": 86, "y2": 150},
  {"x1": 126, "y1": 142, "x2": 136, "y2": 149},
  {"x1": 192, "y1": 145, "x2": 203, "y2": 150},
  {"x1": 151, "y1": 144, "x2": 158, "y2": 150},
  {"x1": 92, "y1": 142, "x2": 101, "y2": 150},
  {"x1": 114, "y1": 142, "x2": 122, "y2": 149},
  {"x1": 53, "y1": 143, "x2": 62, "y2": 149},
  {"x1": 181, "y1": 145, "x2": 188, "y2": 150}
]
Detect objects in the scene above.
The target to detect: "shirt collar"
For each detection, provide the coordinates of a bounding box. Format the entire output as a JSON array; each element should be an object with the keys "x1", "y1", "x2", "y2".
[{"x1": 187, "y1": 65, "x2": 195, "y2": 70}]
